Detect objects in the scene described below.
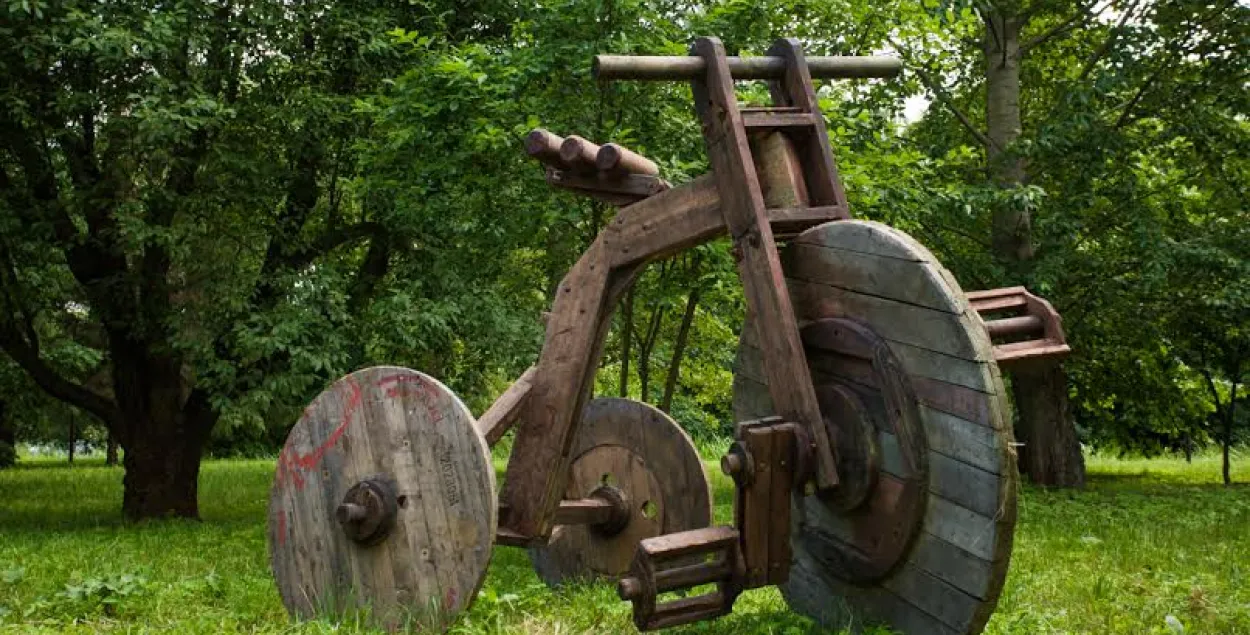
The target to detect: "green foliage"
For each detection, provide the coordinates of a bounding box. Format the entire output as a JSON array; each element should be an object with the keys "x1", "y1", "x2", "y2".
[{"x1": 0, "y1": 0, "x2": 1244, "y2": 505}]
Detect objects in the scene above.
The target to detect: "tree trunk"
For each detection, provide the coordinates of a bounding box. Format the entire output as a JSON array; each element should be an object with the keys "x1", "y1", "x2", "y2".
[
  {"x1": 661, "y1": 287, "x2": 700, "y2": 413},
  {"x1": 1011, "y1": 364, "x2": 1085, "y2": 487},
  {"x1": 620, "y1": 286, "x2": 634, "y2": 397},
  {"x1": 112, "y1": 344, "x2": 217, "y2": 520},
  {"x1": 637, "y1": 306, "x2": 665, "y2": 403},
  {"x1": 67, "y1": 414, "x2": 76, "y2": 465},
  {"x1": 0, "y1": 399, "x2": 15, "y2": 468},
  {"x1": 983, "y1": 8, "x2": 1084, "y2": 487},
  {"x1": 106, "y1": 432, "x2": 119, "y2": 466},
  {"x1": 1224, "y1": 378, "x2": 1238, "y2": 486},
  {"x1": 984, "y1": 12, "x2": 1033, "y2": 264}
]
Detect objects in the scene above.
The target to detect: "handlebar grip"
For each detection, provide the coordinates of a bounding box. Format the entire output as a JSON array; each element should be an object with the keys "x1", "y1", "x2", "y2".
[{"x1": 592, "y1": 55, "x2": 901, "y2": 81}]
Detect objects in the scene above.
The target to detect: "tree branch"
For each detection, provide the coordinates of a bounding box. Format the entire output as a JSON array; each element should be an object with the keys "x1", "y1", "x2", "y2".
[
  {"x1": 916, "y1": 65, "x2": 997, "y2": 150},
  {"x1": 1022, "y1": 0, "x2": 1105, "y2": 53},
  {"x1": 0, "y1": 323, "x2": 120, "y2": 428},
  {"x1": 1076, "y1": 0, "x2": 1143, "y2": 79}
]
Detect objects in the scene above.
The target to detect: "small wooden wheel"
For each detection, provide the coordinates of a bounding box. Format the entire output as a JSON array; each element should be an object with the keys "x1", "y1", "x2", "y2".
[
  {"x1": 268, "y1": 366, "x2": 496, "y2": 633},
  {"x1": 529, "y1": 398, "x2": 713, "y2": 587},
  {"x1": 734, "y1": 220, "x2": 1018, "y2": 635}
]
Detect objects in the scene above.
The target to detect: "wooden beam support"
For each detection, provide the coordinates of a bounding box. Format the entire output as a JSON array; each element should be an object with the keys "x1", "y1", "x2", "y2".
[
  {"x1": 690, "y1": 37, "x2": 838, "y2": 489},
  {"x1": 477, "y1": 365, "x2": 537, "y2": 446}
]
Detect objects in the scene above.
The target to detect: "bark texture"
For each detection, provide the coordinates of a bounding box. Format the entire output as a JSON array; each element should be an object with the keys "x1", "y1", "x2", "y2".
[
  {"x1": 660, "y1": 286, "x2": 700, "y2": 412},
  {"x1": 1011, "y1": 364, "x2": 1085, "y2": 487},
  {"x1": 983, "y1": 8, "x2": 1085, "y2": 487}
]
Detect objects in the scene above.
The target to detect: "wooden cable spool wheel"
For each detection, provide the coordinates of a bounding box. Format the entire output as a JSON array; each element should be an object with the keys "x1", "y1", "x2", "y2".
[
  {"x1": 529, "y1": 397, "x2": 713, "y2": 587},
  {"x1": 268, "y1": 366, "x2": 496, "y2": 633},
  {"x1": 733, "y1": 220, "x2": 1018, "y2": 635}
]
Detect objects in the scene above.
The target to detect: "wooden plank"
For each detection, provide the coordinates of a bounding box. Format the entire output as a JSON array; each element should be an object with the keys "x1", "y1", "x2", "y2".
[
  {"x1": 922, "y1": 406, "x2": 1004, "y2": 474},
  {"x1": 691, "y1": 36, "x2": 837, "y2": 489},
  {"x1": 765, "y1": 205, "x2": 848, "y2": 235},
  {"x1": 928, "y1": 452, "x2": 1002, "y2": 518},
  {"x1": 881, "y1": 563, "x2": 982, "y2": 633},
  {"x1": 924, "y1": 495, "x2": 1001, "y2": 561},
  {"x1": 885, "y1": 341, "x2": 996, "y2": 393},
  {"x1": 908, "y1": 532, "x2": 994, "y2": 599},
  {"x1": 786, "y1": 241, "x2": 965, "y2": 313},
  {"x1": 499, "y1": 239, "x2": 614, "y2": 539},
  {"x1": 792, "y1": 220, "x2": 924, "y2": 261},
  {"x1": 788, "y1": 279, "x2": 987, "y2": 361},
  {"x1": 607, "y1": 175, "x2": 722, "y2": 268},
  {"x1": 783, "y1": 550, "x2": 960, "y2": 635},
  {"x1": 965, "y1": 285, "x2": 1028, "y2": 300},
  {"x1": 476, "y1": 365, "x2": 536, "y2": 446},
  {"x1": 969, "y1": 294, "x2": 1027, "y2": 313},
  {"x1": 746, "y1": 317, "x2": 999, "y2": 399},
  {"x1": 742, "y1": 110, "x2": 821, "y2": 129},
  {"x1": 764, "y1": 38, "x2": 847, "y2": 210}
]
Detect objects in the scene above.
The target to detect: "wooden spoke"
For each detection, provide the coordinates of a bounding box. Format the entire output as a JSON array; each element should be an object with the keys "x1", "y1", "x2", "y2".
[
  {"x1": 733, "y1": 220, "x2": 1018, "y2": 635},
  {"x1": 268, "y1": 367, "x2": 496, "y2": 633}
]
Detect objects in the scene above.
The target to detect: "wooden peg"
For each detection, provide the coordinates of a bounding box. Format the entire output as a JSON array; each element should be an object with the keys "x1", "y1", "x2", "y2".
[
  {"x1": 597, "y1": 143, "x2": 660, "y2": 176},
  {"x1": 526, "y1": 129, "x2": 568, "y2": 169},
  {"x1": 560, "y1": 135, "x2": 601, "y2": 173}
]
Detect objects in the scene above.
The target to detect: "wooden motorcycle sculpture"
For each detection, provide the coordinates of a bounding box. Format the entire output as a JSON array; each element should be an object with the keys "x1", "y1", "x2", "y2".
[{"x1": 267, "y1": 37, "x2": 1070, "y2": 634}]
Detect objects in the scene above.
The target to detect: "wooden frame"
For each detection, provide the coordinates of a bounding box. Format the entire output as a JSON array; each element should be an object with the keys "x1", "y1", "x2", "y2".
[{"x1": 492, "y1": 37, "x2": 854, "y2": 541}]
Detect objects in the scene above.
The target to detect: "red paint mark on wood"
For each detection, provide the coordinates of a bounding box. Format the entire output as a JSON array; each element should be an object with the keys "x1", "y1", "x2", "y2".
[
  {"x1": 443, "y1": 586, "x2": 458, "y2": 611},
  {"x1": 377, "y1": 372, "x2": 444, "y2": 425},
  {"x1": 276, "y1": 378, "x2": 364, "y2": 491},
  {"x1": 377, "y1": 372, "x2": 428, "y2": 398}
]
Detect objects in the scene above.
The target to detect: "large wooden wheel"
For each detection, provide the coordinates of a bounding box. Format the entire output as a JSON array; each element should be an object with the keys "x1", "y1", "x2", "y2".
[
  {"x1": 733, "y1": 220, "x2": 1018, "y2": 635},
  {"x1": 529, "y1": 398, "x2": 713, "y2": 587},
  {"x1": 269, "y1": 367, "x2": 496, "y2": 633}
]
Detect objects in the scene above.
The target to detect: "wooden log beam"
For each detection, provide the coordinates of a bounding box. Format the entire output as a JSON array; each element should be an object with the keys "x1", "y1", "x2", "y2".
[
  {"x1": 477, "y1": 365, "x2": 537, "y2": 446},
  {"x1": 560, "y1": 135, "x2": 601, "y2": 174},
  {"x1": 594, "y1": 54, "x2": 902, "y2": 81},
  {"x1": 690, "y1": 36, "x2": 838, "y2": 489},
  {"x1": 597, "y1": 143, "x2": 660, "y2": 176},
  {"x1": 526, "y1": 129, "x2": 569, "y2": 169}
]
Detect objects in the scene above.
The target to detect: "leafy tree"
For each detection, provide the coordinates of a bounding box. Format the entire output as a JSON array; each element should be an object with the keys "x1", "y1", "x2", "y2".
[{"x1": 0, "y1": 0, "x2": 534, "y2": 518}]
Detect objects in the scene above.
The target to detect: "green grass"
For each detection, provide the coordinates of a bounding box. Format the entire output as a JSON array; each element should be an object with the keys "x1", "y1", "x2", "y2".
[{"x1": 0, "y1": 453, "x2": 1247, "y2": 634}]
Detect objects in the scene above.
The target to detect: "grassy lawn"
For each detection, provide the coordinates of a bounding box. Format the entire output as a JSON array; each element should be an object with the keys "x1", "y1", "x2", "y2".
[{"x1": 1, "y1": 453, "x2": 1247, "y2": 634}]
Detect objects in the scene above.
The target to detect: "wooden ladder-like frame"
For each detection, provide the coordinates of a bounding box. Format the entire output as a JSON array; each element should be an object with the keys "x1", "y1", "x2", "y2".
[{"x1": 486, "y1": 37, "x2": 868, "y2": 542}]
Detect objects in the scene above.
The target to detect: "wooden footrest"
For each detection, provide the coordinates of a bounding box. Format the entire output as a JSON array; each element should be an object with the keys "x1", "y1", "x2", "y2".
[
  {"x1": 967, "y1": 286, "x2": 1070, "y2": 368},
  {"x1": 617, "y1": 526, "x2": 744, "y2": 630}
]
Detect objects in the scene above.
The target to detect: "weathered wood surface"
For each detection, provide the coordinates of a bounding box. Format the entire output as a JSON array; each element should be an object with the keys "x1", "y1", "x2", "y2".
[
  {"x1": 268, "y1": 366, "x2": 496, "y2": 633},
  {"x1": 691, "y1": 36, "x2": 837, "y2": 489},
  {"x1": 498, "y1": 239, "x2": 615, "y2": 539},
  {"x1": 529, "y1": 398, "x2": 711, "y2": 587},
  {"x1": 764, "y1": 39, "x2": 847, "y2": 210},
  {"x1": 606, "y1": 174, "x2": 845, "y2": 269},
  {"x1": 732, "y1": 220, "x2": 1018, "y2": 635},
  {"x1": 597, "y1": 143, "x2": 660, "y2": 176},
  {"x1": 750, "y1": 131, "x2": 809, "y2": 209},
  {"x1": 476, "y1": 365, "x2": 536, "y2": 446}
]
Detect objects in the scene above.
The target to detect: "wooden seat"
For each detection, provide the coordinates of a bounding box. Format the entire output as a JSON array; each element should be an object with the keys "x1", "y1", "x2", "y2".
[{"x1": 967, "y1": 286, "x2": 1070, "y2": 368}]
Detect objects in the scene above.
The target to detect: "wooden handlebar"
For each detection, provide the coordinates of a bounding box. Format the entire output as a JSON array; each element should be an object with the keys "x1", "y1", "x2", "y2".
[{"x1": 593, "y1": 55, "x2": 901, "y2": 81}]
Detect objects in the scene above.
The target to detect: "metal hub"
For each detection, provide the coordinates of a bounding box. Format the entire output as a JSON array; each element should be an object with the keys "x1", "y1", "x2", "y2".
[{"x1": 335, "y1": 476, "x2": 398, "y2": 546}]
